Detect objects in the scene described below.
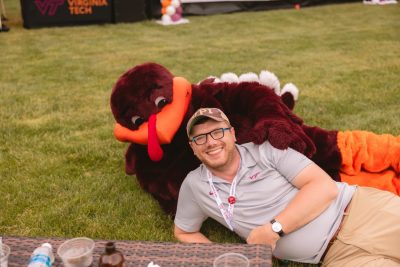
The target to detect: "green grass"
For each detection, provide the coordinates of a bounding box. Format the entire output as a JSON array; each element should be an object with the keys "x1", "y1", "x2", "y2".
[{"x1": 1, "y1": 1, "x2": 399, "y2": 266}]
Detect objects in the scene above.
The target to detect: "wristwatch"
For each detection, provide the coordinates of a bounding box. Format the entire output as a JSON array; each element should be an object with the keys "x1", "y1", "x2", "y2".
[{"x1": 270, "y1": 219, "x2": 285, "y2": 237}]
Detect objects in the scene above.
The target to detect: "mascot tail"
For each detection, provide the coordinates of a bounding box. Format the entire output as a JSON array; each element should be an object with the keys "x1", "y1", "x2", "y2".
[
  {"x1": 200, "y1": 69, "x2": 299, "y2": 110},
  {"x1": 338, "y1": 131, "x2": 400, "y2": 195}
]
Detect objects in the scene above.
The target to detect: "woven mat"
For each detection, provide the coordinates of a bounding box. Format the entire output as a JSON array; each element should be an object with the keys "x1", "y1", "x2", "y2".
[{"x1": 3, "y1": 236, "x2": 272, "y2": 266}]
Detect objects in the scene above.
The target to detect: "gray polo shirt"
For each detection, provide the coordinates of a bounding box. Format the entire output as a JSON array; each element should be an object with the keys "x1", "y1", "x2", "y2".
[{"x1": 174, "y1": 141, "x2": 355, "y2": 264}]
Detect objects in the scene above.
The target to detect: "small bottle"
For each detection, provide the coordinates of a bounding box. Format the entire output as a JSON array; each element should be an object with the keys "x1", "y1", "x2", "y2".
[
  {"x1": 98, "y1": 242, "x2": 125, "y2": 267},
  {"x1": 27, "y1": 243, "x2": 54, "y2": 267}
]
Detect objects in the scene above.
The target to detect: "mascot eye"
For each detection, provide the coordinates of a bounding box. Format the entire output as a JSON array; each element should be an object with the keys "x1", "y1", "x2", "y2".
[
  {"x1": 131, "y1": 116, "x2": 145, "y2": 127},
  {"x1": 155, "y1": 96, "x2": 168, "y2": 109}
]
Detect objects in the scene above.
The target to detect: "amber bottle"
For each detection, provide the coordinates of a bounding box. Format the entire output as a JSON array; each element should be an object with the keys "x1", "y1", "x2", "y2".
[{"x1": 98, "y1": 242, "x2": 125, "y2": 267}]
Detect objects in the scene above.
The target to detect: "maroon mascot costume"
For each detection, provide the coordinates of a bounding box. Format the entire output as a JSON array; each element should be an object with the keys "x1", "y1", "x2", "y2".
[{"x1": 110, "y1": 63, "x2": 400, "y2": 215}]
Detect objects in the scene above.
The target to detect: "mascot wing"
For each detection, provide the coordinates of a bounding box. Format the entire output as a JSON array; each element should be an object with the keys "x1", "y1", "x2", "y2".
[{"x1": 193, "y1": 80, "x2": 316, "y2": 157}]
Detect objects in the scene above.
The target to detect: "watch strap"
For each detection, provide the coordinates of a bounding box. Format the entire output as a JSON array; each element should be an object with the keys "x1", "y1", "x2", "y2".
[{"x1": 270, "y1": 219, "x2": 285, "y2": 237}]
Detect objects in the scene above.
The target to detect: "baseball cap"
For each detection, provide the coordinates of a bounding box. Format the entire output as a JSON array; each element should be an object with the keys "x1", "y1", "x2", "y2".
[{"x1": 186, "y1": 108, "x2": 230, "y2": 137}]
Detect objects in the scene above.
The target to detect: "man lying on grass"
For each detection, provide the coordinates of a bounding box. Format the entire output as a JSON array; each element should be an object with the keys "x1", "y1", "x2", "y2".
[{"x1": 174, "y1": 107, "x2": 400, "y2": 266}]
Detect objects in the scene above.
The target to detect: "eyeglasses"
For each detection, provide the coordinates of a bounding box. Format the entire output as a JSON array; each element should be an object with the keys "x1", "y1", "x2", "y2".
[{"x1": 190, "y1": 127, "x2": 231, "y2": 145}]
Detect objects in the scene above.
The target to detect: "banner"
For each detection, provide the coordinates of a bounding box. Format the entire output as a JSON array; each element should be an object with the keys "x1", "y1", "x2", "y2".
[
  {"x1": 181, "y1": 0, "x2": 280, "y2": 3},
  {"x1": 21, "y1": 0, "x2": 113, "y2": 28}
]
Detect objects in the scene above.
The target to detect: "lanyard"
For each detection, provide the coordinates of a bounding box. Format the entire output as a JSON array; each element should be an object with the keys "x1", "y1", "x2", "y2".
[{"x1": 206, "y1": 169, "x2": 238, "y2": 231}]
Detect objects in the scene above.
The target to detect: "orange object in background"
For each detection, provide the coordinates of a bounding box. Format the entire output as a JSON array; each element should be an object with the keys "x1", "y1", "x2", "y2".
[{"x1": 162, "y1": 0, "x2": 171, "y2": 7}]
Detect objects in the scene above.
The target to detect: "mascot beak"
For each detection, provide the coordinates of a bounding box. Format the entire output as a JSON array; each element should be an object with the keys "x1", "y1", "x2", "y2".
[{"x1": 114, "y1": 77, "x2": 192, "y2": 161}]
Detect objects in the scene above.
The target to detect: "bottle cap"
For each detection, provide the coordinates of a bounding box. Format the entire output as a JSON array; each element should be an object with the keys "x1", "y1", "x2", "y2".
[
  {"x1": 42, "y1": 243, "x2": 52, "y2": 250},
  {"x1": 105, "y1": 242, "x2": 116, "y2": 253}
]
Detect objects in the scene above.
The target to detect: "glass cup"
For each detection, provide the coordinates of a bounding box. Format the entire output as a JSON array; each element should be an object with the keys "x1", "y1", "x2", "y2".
[
  {"x1": 213, "y1": 252, "x2": 250, "y2": 267},
  {"x1": 0, "y1": 243, "x2": 10, "y2": 267},
  {"x1": 57, "y1": 237, "x2": 95, "y2": 267}
]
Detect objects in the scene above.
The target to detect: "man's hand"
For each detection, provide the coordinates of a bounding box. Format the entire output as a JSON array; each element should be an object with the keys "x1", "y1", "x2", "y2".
[{"x1": 246, "y1": 224, "x2": 280, "y2": 250}]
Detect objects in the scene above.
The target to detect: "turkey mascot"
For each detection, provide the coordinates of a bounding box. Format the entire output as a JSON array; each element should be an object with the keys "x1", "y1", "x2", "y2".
[{"x1": 110, "y1": 62, "x2": 400, "y2": 215}]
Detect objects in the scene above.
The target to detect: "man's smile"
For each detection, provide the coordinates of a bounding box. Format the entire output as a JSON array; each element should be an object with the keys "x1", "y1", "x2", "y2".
[{"x1": 206, "y1": 146, "x2": 224, "y2": 156}]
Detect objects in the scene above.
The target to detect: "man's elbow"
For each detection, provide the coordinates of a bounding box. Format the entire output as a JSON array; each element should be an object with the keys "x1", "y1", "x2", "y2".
[
  {"x1": 174, "y1": 225, "x2": 186, "y2": 242},
  {"x1": 174, "y1": 226, "x2": 181, "y2": 240},
  {"x1": 327, "y1": 181, "x2": 339, "y2": 201}
]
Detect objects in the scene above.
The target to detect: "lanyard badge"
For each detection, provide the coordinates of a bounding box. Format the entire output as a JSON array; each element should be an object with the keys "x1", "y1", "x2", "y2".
[{"x1": 206, "y1": 169, "x2": 238, "y2": 231}]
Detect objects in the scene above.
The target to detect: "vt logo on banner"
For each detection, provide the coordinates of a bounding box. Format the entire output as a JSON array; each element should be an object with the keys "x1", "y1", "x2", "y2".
[{"x1": 34, "y1": 0, "x2": 65, "y2": 16}]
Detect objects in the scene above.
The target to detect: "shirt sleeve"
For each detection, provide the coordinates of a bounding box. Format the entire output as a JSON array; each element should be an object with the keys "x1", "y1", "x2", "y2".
[
  {"x1": 174, "y1": 175, "x2": 208, "y2": 232},
  {"x1": 259, "y1": 141, "x2": 313, "y2": 182}
]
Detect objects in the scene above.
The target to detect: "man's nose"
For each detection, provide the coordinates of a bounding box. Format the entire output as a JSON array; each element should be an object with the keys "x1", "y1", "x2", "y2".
[{"x1": 205, "y1": 133, "x2": 218, "y2": 145}]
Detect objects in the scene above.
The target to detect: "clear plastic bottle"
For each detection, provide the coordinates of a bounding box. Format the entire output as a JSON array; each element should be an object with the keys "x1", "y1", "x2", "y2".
[
  {"x1": 98, "y1": 242, "x2": 125, "y2": 267},
  {"x1": 27, "y1": 243, "x2": 54, "y2": 267}
]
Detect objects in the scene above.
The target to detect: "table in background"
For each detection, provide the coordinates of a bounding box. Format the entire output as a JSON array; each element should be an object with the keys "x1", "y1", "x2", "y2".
[{"x1": 3, "y1": 236, "x2": 272, "y2": 267}]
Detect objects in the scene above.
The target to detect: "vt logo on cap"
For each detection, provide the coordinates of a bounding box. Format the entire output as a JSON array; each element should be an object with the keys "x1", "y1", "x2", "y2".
[{"x1": 186, "y1": 108, "x2": 230, "y2": 136}]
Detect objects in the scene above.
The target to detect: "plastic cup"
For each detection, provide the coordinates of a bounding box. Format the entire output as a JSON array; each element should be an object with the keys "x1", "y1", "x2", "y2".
[
  {"x1": 0, "y1": 243, "x2": 10, "y2": 267},
  {"x1": 213, "y1": 252, "x2": 250, "y2": 267},
  {"x1": 57, "y1": 237, "x2": 95, "y2": 267}
]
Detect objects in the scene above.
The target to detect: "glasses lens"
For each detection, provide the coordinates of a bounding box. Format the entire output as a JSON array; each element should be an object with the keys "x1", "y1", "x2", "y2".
[
  {"x1": 192, "y1": 128, "x2": 230, "y2": 145},
  {"x1": 210, "y1": 128, "x2": 224, "y2": 140},
  {"x1": 194, "y1": 134, "x2": 207, "y2": 145}
]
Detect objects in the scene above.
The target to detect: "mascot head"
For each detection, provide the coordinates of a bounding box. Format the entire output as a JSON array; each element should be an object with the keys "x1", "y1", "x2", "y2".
[{"x1": 110, "y1": 63, "x2": 192, "y2": 161}]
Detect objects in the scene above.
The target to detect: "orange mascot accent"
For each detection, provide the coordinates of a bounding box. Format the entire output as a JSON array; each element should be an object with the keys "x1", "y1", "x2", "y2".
[{"x1": 338, "y1": 131, "x2": 400, "y2": 195}]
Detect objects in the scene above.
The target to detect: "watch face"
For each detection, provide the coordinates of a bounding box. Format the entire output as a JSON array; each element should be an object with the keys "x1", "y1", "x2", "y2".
[{"x1": 272, "y1": 222, "x2": 282, "y2": 232}]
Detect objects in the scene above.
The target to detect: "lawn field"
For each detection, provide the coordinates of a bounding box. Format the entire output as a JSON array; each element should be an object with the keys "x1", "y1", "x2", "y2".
[{"x1": 0, "y1": 1, "x2": 399, "y2": 266}]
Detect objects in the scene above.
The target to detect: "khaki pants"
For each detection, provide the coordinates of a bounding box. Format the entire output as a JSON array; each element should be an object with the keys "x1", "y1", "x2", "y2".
[{"x1": 322, "y1": 187, "x2": 400, "y2": 267}]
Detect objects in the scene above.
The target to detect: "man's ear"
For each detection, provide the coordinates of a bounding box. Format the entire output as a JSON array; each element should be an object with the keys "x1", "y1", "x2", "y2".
[
  {"x1": 189, "y1": 141, "x2": 197, "y2": 156},
  {"x1": 231, "y1": 127, "x2": 237, "y2": 142},
  {"x1": 189, "y1": 141, "x2": 194, "y2": 150}
]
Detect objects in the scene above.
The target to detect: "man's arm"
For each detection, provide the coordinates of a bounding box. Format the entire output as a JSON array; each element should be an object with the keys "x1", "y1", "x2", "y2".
[
  {"x1": 246, "y1": 162, "x2": 338, "y2": 248},
  {"x1": 174, "y1": 225, "x2": 212, "y2": 243},
  {"x1": 174, "y1": 173, "x2": 211, "y2": 243}
]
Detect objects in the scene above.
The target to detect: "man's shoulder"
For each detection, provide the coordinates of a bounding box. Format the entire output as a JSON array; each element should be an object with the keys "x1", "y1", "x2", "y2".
[
  {"x1": 184, "y1": 165, "x2": 204, "y2": 184},
  {"x1": 238, "y1": 141, "x2": 275, "y2": 156},
  {"x1": 237, "y1": 141, "x2": 281, "y2": 169},
  {"x1": 238, "y1": 142, "x2": 258, "y2": 153},
  {"x1": 239, "y1": 141, "x2": 273, "y2": 149}
]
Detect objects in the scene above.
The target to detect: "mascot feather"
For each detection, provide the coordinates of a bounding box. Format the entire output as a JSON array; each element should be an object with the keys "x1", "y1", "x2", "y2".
[{"x1": 110, "y1": 62, "x2": 400, "y2": 215}]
